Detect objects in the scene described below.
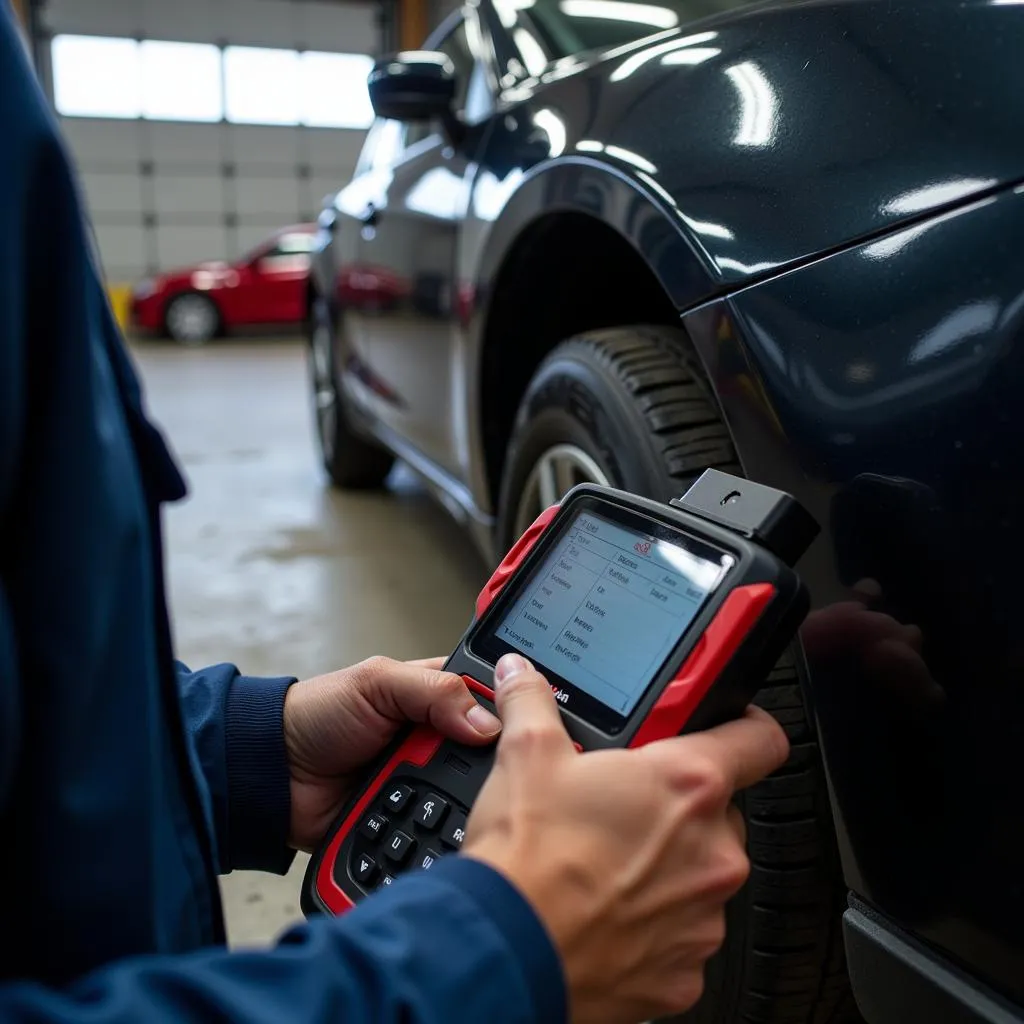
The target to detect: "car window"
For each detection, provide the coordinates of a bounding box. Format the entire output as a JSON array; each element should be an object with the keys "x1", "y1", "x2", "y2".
[
  {"x1": 504, "y1": 0, "x2": 765, "y2": 64},
  {"x1": 353, "y1": 13, "x2": 494, "y2": 175},
  {"x1": 257, "y1": 233, "x2": 313, "y2": 271},
  {"x1": 436, "y1": 16, "x2": 494, "y2": 123},
  {"x1": 438, "y1": 20, "x2": 476, "y2": 113},
  {"x1": 268, "y1": 233, "x2": 314, "y2": 256}
]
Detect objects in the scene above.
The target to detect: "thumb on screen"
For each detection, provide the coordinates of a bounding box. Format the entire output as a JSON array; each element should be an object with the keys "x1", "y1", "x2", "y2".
[{"x1": 493, "y1": 654, "x2": 573, "y2": 760}]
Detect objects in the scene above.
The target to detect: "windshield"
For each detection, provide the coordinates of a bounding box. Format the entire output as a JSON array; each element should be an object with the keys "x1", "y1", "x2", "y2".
[{"x1": 503, "y1": 0, "x2": 759, "y2": 62}]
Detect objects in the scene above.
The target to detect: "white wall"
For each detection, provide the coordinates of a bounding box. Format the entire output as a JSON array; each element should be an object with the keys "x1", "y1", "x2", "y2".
[{"x1": 43, "y1": 0, "x2": 378, "y2": 282}]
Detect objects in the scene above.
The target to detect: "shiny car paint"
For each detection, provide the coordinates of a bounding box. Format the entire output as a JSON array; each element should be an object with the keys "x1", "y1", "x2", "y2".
[
  {"x1": 683, "y1": 183, "x2": 1024, "y2": 1008},
  {"x1": 310, "y1": 0, "x2": 1024, "y2": 1014},
  {"x1": 132, "y1": 224, "x2": 316, "y2": 335}
]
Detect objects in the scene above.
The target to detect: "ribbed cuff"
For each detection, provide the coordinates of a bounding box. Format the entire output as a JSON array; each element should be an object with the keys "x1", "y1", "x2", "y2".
[
  {"x1": 224, "y1": 674, "x2": 297, "y2": 874},
  {"x1": 429, "y1": 858, "x2": 568, "y2": 1023}
]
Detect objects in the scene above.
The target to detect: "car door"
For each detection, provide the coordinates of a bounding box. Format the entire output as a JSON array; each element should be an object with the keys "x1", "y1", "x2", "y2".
[
  {"x1": 244, "y1": 231, "x2": 314, "y2": 325},
  {"x1": 344, "y1": 11, "x2": 496, "y2": 477}
]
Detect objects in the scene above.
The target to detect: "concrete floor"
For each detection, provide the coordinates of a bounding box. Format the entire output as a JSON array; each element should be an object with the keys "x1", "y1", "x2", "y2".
[{"x1": 133, "y1": 337, "x2": 488, "y2": 947}]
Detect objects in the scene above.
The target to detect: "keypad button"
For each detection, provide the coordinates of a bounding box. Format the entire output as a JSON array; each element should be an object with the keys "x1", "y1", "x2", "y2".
[
  {"x1": 359, "y1": 812, "x2": 388, "y2": 842},
  {"x1": 440, "y1": 810, "x2": 467, "y2": 850},
  {"x1": 383, "y1": 783, "x2": 413, "y2": 813},
  {"x1": 417, "y1": 848, "x2": 441, "y2": 872},
  {"x1": 353, "y1": 853, "x2": 378, "y2": 885},
  {"x1": 413, "y1": 792, "x2": 449, "y2": 831},
  {"x1": 383, "y1": 829, "x2": 415, "y2": 866}
]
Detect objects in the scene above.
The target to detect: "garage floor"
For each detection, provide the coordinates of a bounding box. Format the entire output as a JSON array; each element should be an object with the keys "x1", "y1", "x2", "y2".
[{"x1": 133, "y1": 338, "x2": 488, "y2": 947}]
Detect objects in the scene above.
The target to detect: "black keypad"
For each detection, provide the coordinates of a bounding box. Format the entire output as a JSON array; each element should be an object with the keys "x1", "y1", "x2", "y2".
[
  {"x1": 413, "y1": 792, "x2": 449, "y2": 831},
  {"x1": 353, "y1": 853, "x2": 378, "y2": 885},
  {"x1": 383, "y1": 783, "x2": 413, "y2": 813},
  {"x1": 441, "y1": 810, "x2": 467, "y2": 850},
  {"x1": 359, "y1": 812, "x2": 388, "y2": 842},
  {"x1": 345, "y1": 775, "x2": 471, "y2": 898},
  {"x1": 417, "y1": 848, "x2": 442, "y2": 872},
  {"x1": 383, "y1": 829, "x2": 415, "y2": 866}
]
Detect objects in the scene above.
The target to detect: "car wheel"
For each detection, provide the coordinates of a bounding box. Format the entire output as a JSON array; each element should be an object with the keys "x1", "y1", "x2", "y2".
[
  {"x1": 164, "y1": 292, "x2": 220, "y2": 346},
  {"x1": 498, "y1": 326, "x2": 860, "y2": 1024},
  {"x1": 307, "y1": 295, "x2": 394, "y2": 489}
]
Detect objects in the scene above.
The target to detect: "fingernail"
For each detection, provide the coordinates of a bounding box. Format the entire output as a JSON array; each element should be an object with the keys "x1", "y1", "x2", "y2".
[
  {"x1": 495, "y1": 653, "x2": 530, "y2": 685},
  {"x1": 466, "y1": 702, "x2": 502, "y2": 735}
]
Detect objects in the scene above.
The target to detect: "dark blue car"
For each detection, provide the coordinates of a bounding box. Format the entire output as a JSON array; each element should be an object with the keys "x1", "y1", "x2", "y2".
[{"x1": 306, "y1": 1, "x2": 1024, "y2": 1020}]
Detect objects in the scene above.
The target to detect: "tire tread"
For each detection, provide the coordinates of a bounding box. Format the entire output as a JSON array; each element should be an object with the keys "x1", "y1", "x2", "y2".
[{"x1": 523, "y1": 326, "x2": 860, "y2": 1024}]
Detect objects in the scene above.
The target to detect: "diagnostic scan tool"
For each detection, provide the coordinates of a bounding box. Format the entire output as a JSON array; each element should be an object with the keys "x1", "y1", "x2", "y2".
[{"x1": 303, "y1": 470, "x2": 818, "y2": 915}]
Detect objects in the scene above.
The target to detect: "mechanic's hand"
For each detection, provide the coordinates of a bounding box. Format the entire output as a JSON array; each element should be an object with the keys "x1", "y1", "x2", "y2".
[
  {"x1": 464, "y1": 654, "x2": 788, "y2": 1024},
  {"x1": 284, "y1": 657, "x2": 501, "y2": 850}
]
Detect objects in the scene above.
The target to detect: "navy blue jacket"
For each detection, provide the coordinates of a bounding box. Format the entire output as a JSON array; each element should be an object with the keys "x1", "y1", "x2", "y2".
[{"x1": 0, "y1": 10, "x2": 564, "y2": 1021}]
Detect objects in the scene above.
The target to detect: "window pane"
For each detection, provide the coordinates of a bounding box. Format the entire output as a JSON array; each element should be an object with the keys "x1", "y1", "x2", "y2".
[
  {"x1": 52, "y1": 35, "x2": 141, "y2": 119},
  {"x1": 224, "y1": 46, "x2": 301, "y2": 125},
  {"x1": 140, "y1": 41, "x2": 222, "y2": 122},
  {"x1": 436, "y1": 21, "x2": 474, "y2": 114},
  {"x1": 285, "y1": 234, "x2": 314, "y2": 253},
  {"x1": 274, "y1": 232, "x2": 315, "y2": 254},
  {"x1": 299, "y1": 52, "x2": 374, "y2": 129}
]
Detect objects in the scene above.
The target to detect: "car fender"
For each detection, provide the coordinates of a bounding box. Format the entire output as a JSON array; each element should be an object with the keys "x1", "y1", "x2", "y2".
[
  {"x1": 457, "y1": 155, "x2": 711, "y2": 518},
  {"x1": 464, "y1": 155, "x2": 712, "y2": 314},
  {"x1": 474, "y1": 0, "x2": 1024, "y2": 296}
]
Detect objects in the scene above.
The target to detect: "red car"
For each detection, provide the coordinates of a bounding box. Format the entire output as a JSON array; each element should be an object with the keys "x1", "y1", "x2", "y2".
[{"x1": 131, "y1": 225, "x2": 316, "y2": 345}]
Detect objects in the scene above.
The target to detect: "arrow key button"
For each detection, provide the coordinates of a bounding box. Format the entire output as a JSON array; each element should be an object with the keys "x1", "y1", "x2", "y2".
[{"x1": 353, "y1": 854, "x2": 378, "y2": 886}]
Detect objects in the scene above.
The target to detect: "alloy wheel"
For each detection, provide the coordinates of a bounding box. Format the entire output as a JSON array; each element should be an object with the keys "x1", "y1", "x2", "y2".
[
  {"x1": 512, "y1": 444, "x2": 611, "y2": 537},
  {"x1": 166, "y1": 294, "x2": 217, "y2": 345}
]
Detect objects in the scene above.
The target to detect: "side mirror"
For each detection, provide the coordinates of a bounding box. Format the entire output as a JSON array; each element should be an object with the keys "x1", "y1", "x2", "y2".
[{"x1": 368, "y1": 51, "x2": 456, "y2": 123}]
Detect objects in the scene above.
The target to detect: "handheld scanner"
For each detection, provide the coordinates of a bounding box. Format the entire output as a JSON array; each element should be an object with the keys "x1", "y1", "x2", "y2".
[{"x1": 302, "y1": 470, "x2": 819, "y2": 916}]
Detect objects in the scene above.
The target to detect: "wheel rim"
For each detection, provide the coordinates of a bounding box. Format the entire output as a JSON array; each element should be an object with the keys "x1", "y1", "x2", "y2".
[
  {"x1": 310, "y1": 308, "x2": 337, "y2": 464},
  {"x1": 167, "y1": 295, "x2": 216, "y2": 343},
  {"x1": 513, "y1": 444, "x2": 611, "y2": 536}
]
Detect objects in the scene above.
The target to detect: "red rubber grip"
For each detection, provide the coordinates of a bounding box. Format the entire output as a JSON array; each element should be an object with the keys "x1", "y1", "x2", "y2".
[
  {"x1": 462, "y1": 675, "x2": 495, "y2": 702},
  {"x1": 315, "y1": 726, "x2": 444, "y2": 913},
  {"x1": 315, "y1": 676, "x2": 496, "y2": 913},
  {"x1": 628, "y1": 583, "x2": 775, "y2": 747},
  {"x1": 475, "y1": 505, "x2": 559, "y2": 618}
]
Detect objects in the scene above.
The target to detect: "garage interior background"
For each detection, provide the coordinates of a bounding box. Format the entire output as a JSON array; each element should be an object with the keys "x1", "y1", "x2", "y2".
[{"x1": 18, "y1": 0, "x2": 457, "y2": 299}]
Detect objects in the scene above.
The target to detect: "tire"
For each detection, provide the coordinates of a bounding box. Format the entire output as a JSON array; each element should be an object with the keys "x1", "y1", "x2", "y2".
[
  {"x1": 164, "y1": 292, "x2": 220, "y2": 346},
  {"x1": 307, "y1": 295, "x2": 394, "y2": 489},
  {"x1": 497, "y1": 326, "x2": 861, "y2": 1024}
]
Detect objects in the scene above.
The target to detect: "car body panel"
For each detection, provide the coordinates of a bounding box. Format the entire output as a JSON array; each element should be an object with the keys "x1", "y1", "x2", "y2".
[
  {"x1": 318, "y1": 0, "x2": 1024, "y2": 524},
  {"x1": 457, "y1": 154, "x2": 712, "y2": 516},
  {"x1": 131, "y1": 225, "x2": 314, "y2": 333},
  {"x1": 478, "y1": 0, "x2": 1024, "y2": 296},
  {"x1": 680, "y1": 183, "x2": 1024, "y2": 1009},
  {"x1": 343, "y1": 130, "x2": 488, "y2": 476},
  {"x1": 311, "y1": 3, "x2": 1024, "y2": 1010}
]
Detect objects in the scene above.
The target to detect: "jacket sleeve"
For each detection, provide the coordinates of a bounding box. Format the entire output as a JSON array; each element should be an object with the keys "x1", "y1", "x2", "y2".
[
  {"x1": 0, "y1": 858, "x2": 567, "y2": 1024},
  {"x1": 176, "y1": 662, "x2": 297, "y2": 875}
]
